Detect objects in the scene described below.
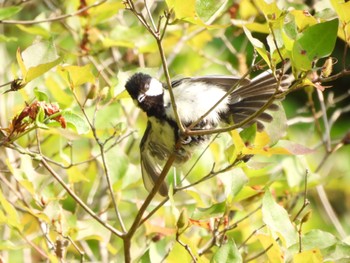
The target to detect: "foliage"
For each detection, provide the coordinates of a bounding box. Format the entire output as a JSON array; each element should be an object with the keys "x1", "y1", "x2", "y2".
[{"x1": 0, "y1": 0, "x2": 350, "y2": 262}]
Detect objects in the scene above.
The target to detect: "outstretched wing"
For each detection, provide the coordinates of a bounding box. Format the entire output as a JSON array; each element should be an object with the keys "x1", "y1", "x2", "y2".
[
  {"x1": 227, "y1": 71, "x2": 289, "y2": 131},
  {"x1": 140, "y1": 121, "x2": 168, "y2": 196},
  {"x1": 171, "y1": 75, "x2": 251, "y2": 91}
]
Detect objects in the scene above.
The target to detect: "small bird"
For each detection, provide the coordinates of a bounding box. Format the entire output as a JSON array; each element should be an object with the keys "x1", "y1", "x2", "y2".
[{"x1": 125, "y1": 71, "x2": 287, "y2": 196}]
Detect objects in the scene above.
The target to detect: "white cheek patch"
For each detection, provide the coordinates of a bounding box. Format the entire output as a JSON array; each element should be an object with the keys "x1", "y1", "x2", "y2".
[{"x1": 145, "y1": 78, "x2": 163, "y2": 96}]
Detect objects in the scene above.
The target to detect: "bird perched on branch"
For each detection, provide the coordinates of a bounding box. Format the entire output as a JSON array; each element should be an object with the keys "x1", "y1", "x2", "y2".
[{"x1": 125, "y1": 70, "x2": 288, "y2": 196}]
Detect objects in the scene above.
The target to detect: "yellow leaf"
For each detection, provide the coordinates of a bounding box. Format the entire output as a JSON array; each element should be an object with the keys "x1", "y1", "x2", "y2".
[
  {"x1": 58, "y1": 64, "x2": 95, "y2": 87},
  {"x1": 26, "y1": 56, "x2": 63, "y2": 82},
  {"x1": 254, "y1": 131, "x2": 270, "y2": 148},
  {"x1": 293, "y1": 249, "x2": 323, "y2": 263},
  {"x1": 16, "y1": 47, "x2": 27, "y2": 79},
  {"x1": 257, "y1": 233, "x2": 284, "y2": 263},
  {"x1": 0, "y1": 188, "x2": 23, "y2": 231},
  {"x1": 253, "y1": 0, "x2": 283, "y2": 20},
  {"x1": 290, "y1": 10, "x2": 317, "y2": 31}
]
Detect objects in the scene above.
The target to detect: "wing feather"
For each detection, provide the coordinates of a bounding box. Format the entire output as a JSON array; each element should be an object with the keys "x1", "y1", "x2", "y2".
[
  {"x1": 171, "y1": 75, "x2": 250, "y2": 91},
  {"x1": 140, "y1": 121, "x2": 168, "y2": 196}
]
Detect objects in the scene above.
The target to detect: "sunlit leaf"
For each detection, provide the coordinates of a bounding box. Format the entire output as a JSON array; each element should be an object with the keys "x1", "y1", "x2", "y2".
[
  {"x1": 17, "y1": 41, "x2": 62, "y2": 83},
  {"x1": 196, "y1": 0, "x2": 225, "y2": 22},
  {"x1": 89, "y1": 2, "x2": 124, "y2": 24},
  {"x1": 57, "y1": 64, "x2": 95, "y2": 87},
  {"x1": 45, "y1": 76, "x2": 74, "y2": 107},
  {"x1": 231, "y1": 20, "x2": 269, "y2": 34},
  {"x1": 16, "y1": 47, "x2": 27, "y2": 79},
  {"x1": 212, "y1": 239, "x2": 242, "y2": 263},
  {"x1": 166, "y1": 0, "x2": 196, "y2": 20},
  {"x1": 262, "y1": 189, "x2": 298, "y2": 247},
  {"x1": 0, "y1": 188, "x2": 22, "y2": 231},
  {"x1": 253, "y1": 0, "x2": 283, "y2": 20},
  {"x1": 67, "y1": 166, "x2": 89, "y2": 183},
  {"x1": 257, "y1": 234, "x2": 283, "y2": 263},
  {"x1": 166, "y1": 240, "x2": 192, "y2": 262},
  {"x1": 290, "y1": 10, "x2": 317, "y2": 31},
  {"x1": 243, "y1": 27, "x2": 270, "y2": 66},
  {"x1": 239, "y1": 0, "x2": 259, "y2": 19},
  {"x1": 293, "y1": 249, "x2": 323, "y2": 263},
  {"x1": 27, "y1": 57, "x2": 63, "y2": 83},
  {"x1": 166, "y1": 0, "x2": 225, "y2": 28},
  {"x1": 330, "y1": 0, "x2": 350, "y2": 24},
  {"x1": 0, "y1": 6, "x2": 22, "y2": 19}
]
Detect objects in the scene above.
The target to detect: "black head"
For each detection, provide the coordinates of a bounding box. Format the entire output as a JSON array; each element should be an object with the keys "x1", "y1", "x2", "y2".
[{"x1": 125, "y1": 73, "x2": 165, "y2": 117}]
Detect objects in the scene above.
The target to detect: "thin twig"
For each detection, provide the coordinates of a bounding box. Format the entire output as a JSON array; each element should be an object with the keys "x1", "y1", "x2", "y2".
[
  {"x1": 176, "y1": 233, "x2": 198, "y2": 262},
  {"x1": 40, "y1": 159, "x2": 123, "y2": 237}
]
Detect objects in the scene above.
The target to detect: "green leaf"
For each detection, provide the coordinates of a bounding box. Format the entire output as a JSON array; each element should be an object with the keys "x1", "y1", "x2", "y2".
[
  {"x1": 16, "y1": 24, "x2": 50, "y2": 38},
  {"x1": 262, "y1": 189, "x2": 298, "y2": 248},
  {"x1": 36, "y1": 106, "x2": 49, "y2": 130},
  {"x1": 0, "y1": 34, "x2": 17, "y2": 42},
  {"x1": 264, "y1": 101, "x2": 287, "y2": 145},
  {"x1": 239, "y1": 124, "x2": 257, "y2": 146},
  {"x1": 292, "y1": 19, "x2": 338, "y2": 71},
  {"x1": 63, "y1": 110, "x2": 90, "y2": 134},
  {"x1": 212, "y1": 239, "x2": 242, "y2": 263},
  {"x1": 196, "y1": 0, "x2": 226, "y2": 22},
  {"x1": 0, "y1": 6, "x2": 22, "y2": 19},
  {"x1": 323, "y1": 242, "x2": 350, "y2": 261},
  {"x1": 289, "y1": 230, "x2": 337, "y2": 253},
  {"x1": 218, "y1": 168, "x2": 248, "y2": 202},
  {"x1": 34, "y1": 87, "x2": 49, "y2": 102},
  {"x1": 191, "y1": 201, "x2": 226, "y2": 220},
  {"x1": 58, "y1": 64, "x2": 96, "y2": 87}
]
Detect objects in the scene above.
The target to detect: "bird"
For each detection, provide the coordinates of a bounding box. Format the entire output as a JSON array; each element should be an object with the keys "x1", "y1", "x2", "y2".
[{"x1": 125, "y1": 70, "x2": 288, "y2": 196}]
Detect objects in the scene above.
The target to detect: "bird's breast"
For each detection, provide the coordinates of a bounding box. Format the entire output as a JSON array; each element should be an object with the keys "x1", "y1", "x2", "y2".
[{"x1": 163, "y1": 82, "x2": 229, "y2": 126}]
